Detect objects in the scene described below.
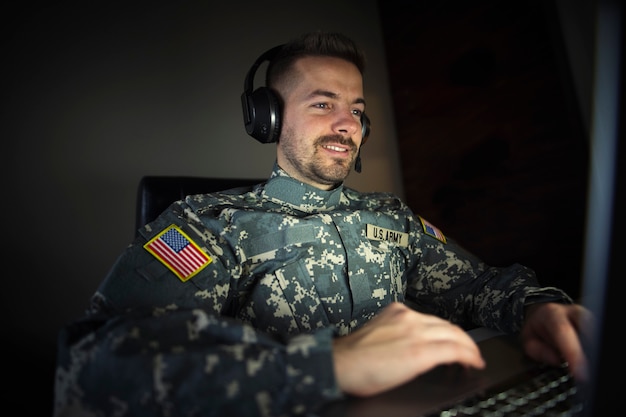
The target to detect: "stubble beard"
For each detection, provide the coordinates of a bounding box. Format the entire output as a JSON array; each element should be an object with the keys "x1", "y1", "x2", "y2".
[{"x1": 281, "y1": 129, "x2": 357, "y2": 186}]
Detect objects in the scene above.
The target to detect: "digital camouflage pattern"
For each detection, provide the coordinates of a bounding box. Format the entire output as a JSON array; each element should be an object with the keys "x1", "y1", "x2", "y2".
[{"x1": 53, "y1": 164, "x2": 572, "y2": 417}]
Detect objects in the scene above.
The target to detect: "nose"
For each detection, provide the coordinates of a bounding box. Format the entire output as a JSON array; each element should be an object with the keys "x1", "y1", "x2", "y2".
[{"x1": 332, "y1": 110, "x2": 360, "y2": 138}]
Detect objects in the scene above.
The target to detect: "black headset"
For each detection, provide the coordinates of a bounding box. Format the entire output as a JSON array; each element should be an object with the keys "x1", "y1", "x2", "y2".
[{"x1": 241, "y1": 44, "x2": 371, "y2": 145}]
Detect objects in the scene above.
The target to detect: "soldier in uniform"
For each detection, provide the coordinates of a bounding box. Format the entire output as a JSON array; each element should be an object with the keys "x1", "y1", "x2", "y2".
[{"x1": 53, "y1": 31, "x2": 590, "y2": 417}]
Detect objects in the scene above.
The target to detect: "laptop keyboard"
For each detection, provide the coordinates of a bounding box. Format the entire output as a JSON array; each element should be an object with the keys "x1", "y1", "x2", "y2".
[{"x1": 425, "y1": 364, "x2": 585, "y2": 417}]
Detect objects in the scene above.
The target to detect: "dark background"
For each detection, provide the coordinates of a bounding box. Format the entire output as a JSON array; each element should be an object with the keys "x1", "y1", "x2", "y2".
[{"x1": 379, "y1": 0, "x2": 592, "y2": 300}]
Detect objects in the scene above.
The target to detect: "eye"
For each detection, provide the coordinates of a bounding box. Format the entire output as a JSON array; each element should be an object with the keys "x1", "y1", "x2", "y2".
[
  {"x1": 352, "y1": 109, "x2": 363, "y2": 117},
  {"x1": 313, "y1": 103, "x2": 330, "y2": 109}
]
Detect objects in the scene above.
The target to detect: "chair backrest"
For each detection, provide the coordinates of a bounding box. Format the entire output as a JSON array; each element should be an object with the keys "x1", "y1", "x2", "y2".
[{"x1": 135, "y1": 176, "x2": 263, "y2": 234}]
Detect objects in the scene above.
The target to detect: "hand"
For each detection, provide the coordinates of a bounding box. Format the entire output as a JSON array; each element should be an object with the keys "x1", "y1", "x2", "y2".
[
  {"x1": 332, "y1": 302, "x2": 485, "y2": 397},
  {"x1": 521, "y1": 302, "x2": 592, "y2": 381}
]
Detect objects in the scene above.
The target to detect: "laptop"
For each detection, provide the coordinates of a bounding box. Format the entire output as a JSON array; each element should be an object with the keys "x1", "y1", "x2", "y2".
[
  {"x1": 319, "y1": 328, "x2": 585, "y2": 417},
  {"x1": 320, "y1": 1, "x2": 623, "y2": 416}
]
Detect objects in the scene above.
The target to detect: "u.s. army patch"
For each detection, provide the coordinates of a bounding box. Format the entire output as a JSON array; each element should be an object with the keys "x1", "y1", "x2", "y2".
[
  {"x1": 366, "y1": 224, "x2": 409, "y2": 247},
  {"x1": 144, "y1": 225, "x2": 212, "y2": 282},
  {"x1": 418, "y1": 216, "x2": 447, "y2": 244}
]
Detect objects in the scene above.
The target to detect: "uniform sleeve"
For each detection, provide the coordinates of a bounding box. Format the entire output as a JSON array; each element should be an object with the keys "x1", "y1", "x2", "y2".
[
  {"x1": 53, "y1": 201, "x2": 343, "y2": 417},
  {"x1": 405, "y1": 215, "x2": 572, "y2": 333},
  {"x1": 53, "y1": 307, "x2": 341, "y2": 417}
]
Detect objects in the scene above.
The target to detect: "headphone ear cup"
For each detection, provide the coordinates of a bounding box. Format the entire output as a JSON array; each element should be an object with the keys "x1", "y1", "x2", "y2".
[
  {"x1": 244, "y1": 87, "x2": 281, "y2": 144},
  {"x1": 361, "y1": 113, "x2": 371, "y2": 145}
]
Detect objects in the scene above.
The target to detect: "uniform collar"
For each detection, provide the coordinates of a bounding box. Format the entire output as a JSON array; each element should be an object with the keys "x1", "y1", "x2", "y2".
[{"x1": 262, "y1": 162, "x2": 344, "y2": 212}]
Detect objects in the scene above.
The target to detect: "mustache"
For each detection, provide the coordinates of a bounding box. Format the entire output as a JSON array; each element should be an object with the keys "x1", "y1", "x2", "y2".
[{"x1": 316, "y1": 135, "x2": 358, "y2": 152}]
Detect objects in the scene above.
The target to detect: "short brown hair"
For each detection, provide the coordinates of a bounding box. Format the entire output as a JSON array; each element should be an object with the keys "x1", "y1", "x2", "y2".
[{"x1": 266, "y1": 31, "x2": 366, "y2": 89}]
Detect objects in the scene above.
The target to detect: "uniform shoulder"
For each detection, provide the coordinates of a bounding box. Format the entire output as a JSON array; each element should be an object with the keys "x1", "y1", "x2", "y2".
[
  {"x1": 342, "y1": 186, "x2": 407, "y2": 211},
  {"x1": 185, "y1": 182, "x2": 267, "y2": 210}
]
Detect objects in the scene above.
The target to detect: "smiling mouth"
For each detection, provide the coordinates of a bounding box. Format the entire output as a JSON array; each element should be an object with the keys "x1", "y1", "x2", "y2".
[{"x1": 323, "y1": 145, "x2": 348, "y2": 152}]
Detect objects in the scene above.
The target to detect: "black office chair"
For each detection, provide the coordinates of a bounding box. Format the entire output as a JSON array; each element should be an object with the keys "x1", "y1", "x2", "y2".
[{"x1": 135, "y1": 176, "x2": 264, "y2": 235}]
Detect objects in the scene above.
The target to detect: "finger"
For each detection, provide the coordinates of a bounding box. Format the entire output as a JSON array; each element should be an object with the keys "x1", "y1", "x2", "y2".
[
  {"x1": 423, "y1": 340, "x2": 486, "y2": 369},
  {"x1": 554, "y1": 324, "x2": 588, "y2": 381},
  {"x1": 404, "y1": 321, "x2": 486, "y2": 369}
]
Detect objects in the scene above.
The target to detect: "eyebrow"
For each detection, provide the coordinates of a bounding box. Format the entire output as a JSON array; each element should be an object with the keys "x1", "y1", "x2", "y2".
[{"x1": 308, "y1": 89, "x2": 367, "y2": 107}]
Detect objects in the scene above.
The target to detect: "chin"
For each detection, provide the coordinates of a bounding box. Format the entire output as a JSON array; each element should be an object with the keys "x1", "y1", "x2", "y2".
[{"x1": 325, "y1": 169, "x2": 351, "y2": 183}]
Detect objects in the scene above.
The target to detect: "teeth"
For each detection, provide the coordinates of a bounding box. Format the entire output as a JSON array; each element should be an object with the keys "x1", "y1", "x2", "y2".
[{"x1": 324, "y1": 145, "x2": 346, "y2": 152}]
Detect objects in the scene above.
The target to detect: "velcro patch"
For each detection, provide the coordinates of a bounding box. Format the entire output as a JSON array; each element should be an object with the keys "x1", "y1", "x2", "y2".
[
  {"x1": 366, "y1": 224, "x2": 409, "y2": 247},
  {"x1": 144, "y1": 225, "x2": 212, "y2": 282},
  {"x1": 419, "y1": 216, "x2": 447, "y2": 244}
]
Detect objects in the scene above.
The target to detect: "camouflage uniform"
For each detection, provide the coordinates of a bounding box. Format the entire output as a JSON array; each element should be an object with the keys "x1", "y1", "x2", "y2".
[{"x1": 54, "y1": 164, "x2": 572, "y2": 417}]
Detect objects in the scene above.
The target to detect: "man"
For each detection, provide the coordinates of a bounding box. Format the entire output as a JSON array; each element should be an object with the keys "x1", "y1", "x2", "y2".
[{"x1": 54, "y1": 31, "x2": 589, "y2": 417}]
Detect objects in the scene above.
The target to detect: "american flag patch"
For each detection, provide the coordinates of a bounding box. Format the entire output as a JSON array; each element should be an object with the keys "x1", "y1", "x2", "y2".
[
  {"x1": 144, "y1": 225, "x2": 212, "y2": 282},
  {"x1": 419, "y1": 216, "x2": 447, "y2": 244}
]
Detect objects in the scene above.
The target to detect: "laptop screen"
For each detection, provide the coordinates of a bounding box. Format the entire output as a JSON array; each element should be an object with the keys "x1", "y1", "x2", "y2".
[{"x1": 578, "y1": 0, "x2": 623, "y2": 415}]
